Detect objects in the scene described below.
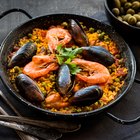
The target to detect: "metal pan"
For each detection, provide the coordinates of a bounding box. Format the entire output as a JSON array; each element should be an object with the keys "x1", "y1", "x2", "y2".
[{"x1": 0, "y1": 9, "x2": 137, "y2": 122}]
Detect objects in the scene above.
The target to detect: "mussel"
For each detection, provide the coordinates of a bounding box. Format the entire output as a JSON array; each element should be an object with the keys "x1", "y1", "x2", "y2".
[
  {"x1": 8, "y1": 42, "x2": 37, "y2": 68},
  {"x1": 69, "y1": 85, "x2": 103, "y2": 106},
  {"x1": 81, "y1": 46, "x2": 115, "y2": 66},
  {"x1": 68, "y1": 19, "x2": 89, "y2": 46},
  {"x1": 15, "y1": 74, "x2": 44, "y2": 102},
  {"x1": 57, "y1": 64, "x2": 72, "y2": 95}
]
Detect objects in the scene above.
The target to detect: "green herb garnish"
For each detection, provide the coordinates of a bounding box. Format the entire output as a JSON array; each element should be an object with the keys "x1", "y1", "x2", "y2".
[{"x1": 56, "y1": 45, "x2": 82, "y2": 75}]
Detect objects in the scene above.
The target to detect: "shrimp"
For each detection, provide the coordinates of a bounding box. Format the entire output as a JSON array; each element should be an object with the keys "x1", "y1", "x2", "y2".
[
  {"x1": 72, "y1": 58, "x2": 111, "y2": 85},
  {"x1": 46, "y1": 27, "x2": 72, "y2": 53},
  {"x1": 45, "y1": 92, "x2": 69, "y2": 109},
  {"x1": 32, "y1": 54, "x2": 56, "y2": 64},
  {"x1": 23, "y1": 55, "x2": 58, "y2": 79}
]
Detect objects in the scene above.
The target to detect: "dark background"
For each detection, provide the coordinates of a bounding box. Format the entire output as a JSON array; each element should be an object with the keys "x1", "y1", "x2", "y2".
[{"x1": 0, "y1": 0, "x2": 140, "y2": 140}]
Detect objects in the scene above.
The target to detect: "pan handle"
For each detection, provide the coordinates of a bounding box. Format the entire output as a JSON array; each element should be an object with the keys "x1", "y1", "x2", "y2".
[
  {"x1": 106, "y1": 78, "x2": 140, "y2": 125},
  {"x1": 134, "y1": 78, "x2": 140, "y2": 83},
  {"x1": 106, "y1": 112, "x2": 140, "y2": 125},
  {"x1": 0, "y1": 8, "x2": 32, "y2": 51},
  {"x1": 0, "y1": 9, "x2": 32, "y2": 76},
  {"x1": 0, "y1": 8, "x2": 32, "y2": 19}
]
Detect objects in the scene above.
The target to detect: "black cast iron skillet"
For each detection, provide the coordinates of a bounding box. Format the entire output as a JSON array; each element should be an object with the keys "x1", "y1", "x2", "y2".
[{"x1": 0, "y1": 9, "x2": 138, "y2": 124}]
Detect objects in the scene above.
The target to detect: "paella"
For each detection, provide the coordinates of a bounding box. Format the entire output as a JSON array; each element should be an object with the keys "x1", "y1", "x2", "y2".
[{"x1": 7, "y1": 19, "x2": 128, "y2": 114}]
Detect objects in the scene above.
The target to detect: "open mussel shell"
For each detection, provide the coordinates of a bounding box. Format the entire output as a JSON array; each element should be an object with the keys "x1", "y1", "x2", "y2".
[
  {"x1": 8, "y1": 42, "x2": 37, "y2": 68},
  {"x1": 68, "y1": 19, "x2": 89, "y2": 46},
  {"x1": 81, "y1": 46, "x2": 115, "y2": 66},
  {"x1": 69, "y1": 85, "x2": 103, "y2": 106},
  {"x1": 15, "y1": 74, "x2": 44, "y2": 102},
  {"x1": 57, "y1": 64, "x2": 73, "y2": 95}
]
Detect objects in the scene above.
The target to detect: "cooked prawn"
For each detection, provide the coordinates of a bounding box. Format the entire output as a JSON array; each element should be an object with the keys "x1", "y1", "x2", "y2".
[
  {"x1": 72, "y1": 58, "x2": 111, "y2": 85},
  {"x1": 23, "y1": 55, "x2": 58, "y2": 79},
  {"x1": 32, "y1": 54, "x2": 56, "y2": 64},
  {"x1": 45, "y1": 93, "x2": 69, "y2": 109},
  {"x1": 46, "y1": 27, "x2": 72, "y2": 53}
]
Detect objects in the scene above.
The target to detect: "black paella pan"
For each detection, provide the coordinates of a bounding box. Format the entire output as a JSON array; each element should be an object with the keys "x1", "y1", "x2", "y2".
[{"x1": 0, "y1": 9, "x2": 138, "y2": 123}]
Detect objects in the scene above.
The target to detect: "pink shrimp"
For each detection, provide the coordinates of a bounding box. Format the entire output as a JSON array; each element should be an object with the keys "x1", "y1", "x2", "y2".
[
  {"x1": 46, "y1": 27, "x2": 72, "y2": 53},
  {"x1": 23, "y1": 55, "x2": 58, "y2": 79},
  {"x1": 45, "y1": 93, "x2": 69, "y2": 109},
  {"x1": 32, "y1": 54, "x2": 56, "y2": 64},
  {"x1": 72, "y1": 58, "x2": 111, "y2": 85}
]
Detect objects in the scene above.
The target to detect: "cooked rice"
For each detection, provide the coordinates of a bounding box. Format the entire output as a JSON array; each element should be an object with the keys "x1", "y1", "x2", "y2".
[{"x1": 7, "y1": 22, "x2": 128, "y2": 113}]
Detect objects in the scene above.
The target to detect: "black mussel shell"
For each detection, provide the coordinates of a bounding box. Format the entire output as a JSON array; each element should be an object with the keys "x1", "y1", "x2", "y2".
[
  {"x1": 68, "y1": 19, "x2": 89, "y2": 46},
  {"x1": 69, "y1": 85, "x2": 103, "y2": 106},
  {"x1": 57, "y1": 64, "x2": 72, "y2": 95},
  {"x1": 8, "y1": 42, "x2": 37, "y2": 68},
  {"x1": 82, "y1": 46, "x2": 115, "y2": 66},
  {"x1": 15, "y1": 74, "x2": 44, "y2": 102}
]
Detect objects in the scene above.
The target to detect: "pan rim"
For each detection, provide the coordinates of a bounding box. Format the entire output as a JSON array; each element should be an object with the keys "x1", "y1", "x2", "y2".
[{"x1": 0, "y1": 13, "x2": 136, "y2": 118}]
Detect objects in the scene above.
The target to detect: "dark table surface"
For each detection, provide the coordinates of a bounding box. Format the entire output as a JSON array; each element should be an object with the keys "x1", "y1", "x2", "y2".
[{"x1": 1, "y1": 0, "x2": 140, "y2": 140}]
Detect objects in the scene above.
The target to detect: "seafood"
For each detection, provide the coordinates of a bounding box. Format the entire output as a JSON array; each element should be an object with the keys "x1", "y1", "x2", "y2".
[
  {"x1": 69, "y1": 85, "x2": 103, "y2": 106},
  {"x1": 68, "y1": 19, "x2": 89, "y2": 46},
  {"x1": 72, "y1": 58, "x2": 111, "y2": 85},
  {"x1": 7, "y1": 21, "x2": 128, "y2": 113},
  {"x1": 8, "y1": 42, "x2": 37, "y2": 68},
  {"x1": 23, "y1": 55, "x2": 59, "y2": 79},
  {"x1": 57, "y1": 64, "x2": 72, "y2": 95},
  {"x1": 81, "y1": 46, "x2": 115, "y2": 66},
  {"x1": 15, "y1": 74, "x2": 44, "y2": 102},
  {"x1": 46, "y1": 27, "x2": 72, "y2": 53},
  {"x1": 32, "y1": 54, "x2": 56, "y2": 64},
  {"x1": 45, "y1": 93, "x2": 69, "y2": 109}
]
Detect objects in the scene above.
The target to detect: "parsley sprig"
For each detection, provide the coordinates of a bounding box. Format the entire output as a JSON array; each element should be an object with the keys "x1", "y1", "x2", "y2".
[{"x1": 56, "y1": 45, "x2": 82, "y2": 75}]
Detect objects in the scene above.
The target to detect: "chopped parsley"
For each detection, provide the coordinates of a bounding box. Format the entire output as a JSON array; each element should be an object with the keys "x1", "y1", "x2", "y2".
[{"x1": 56, "y1": 45, "x2": 82, "y2": 75}]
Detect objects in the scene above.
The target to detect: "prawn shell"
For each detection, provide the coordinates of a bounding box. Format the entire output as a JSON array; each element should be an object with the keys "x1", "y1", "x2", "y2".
[
  {"x1": 8, "y1": 42, "x2": 37, "y2": 68},
  {"x1": 57, "y1": 64, "x2": 72, "y2": 95},
  {"x1": 82, "y1": 46, "x2": 115, "y2": 66},
  {"x1": 68, "y1": 19, "x2": 89, "y2": 46},
  {"x1": 69, "y1": 85, "x2": 103, "y2": 106},
  {"x1": 15, "y1": 74, "x2": 44, "y2": 102}
]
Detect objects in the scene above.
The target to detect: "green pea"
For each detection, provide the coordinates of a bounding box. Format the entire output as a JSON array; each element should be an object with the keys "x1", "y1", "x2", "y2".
[
  {"x1": 119, "y1": 76, "x2": 124, "y2": 81},
  {"x1": 97, "y1": 29, "x2": 102, "y2": 33},
  {"x1": 114, "y1": 78, "x2": 120, "y2": 82},
  {"x1": 119, "y1": 58, "x2": 124, "y2": 64},
  {"x1": 42, "y1": 82, "x2": 47, "y2": 87},
  {"x1": 110, "y1": 85, "x2": 116, "y2": 91},
  {"x1": 14, "y1": 66, "x2": 20, "y2": 73},
  {"x1": 77, "y1": 108, "x2": 82, "y2": 112},
  {"x1": 104, "y1": 37, "x2": 110, "y2": 42},
  {"x1": 99, "y1": 32, "x2": 105, "y2": 40},
  {"x1": 61, "y1": 22, "x2": 68, "y2": 27},
  {"x1": 89, "y1": 27, "x2": 95, "y2": 33},
  {"x1": 43, "y1": 91, "x2": 47, "y2": 96},
  {"x1": 28, "y1": 33, "x2": 32, "y2": 38}
]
